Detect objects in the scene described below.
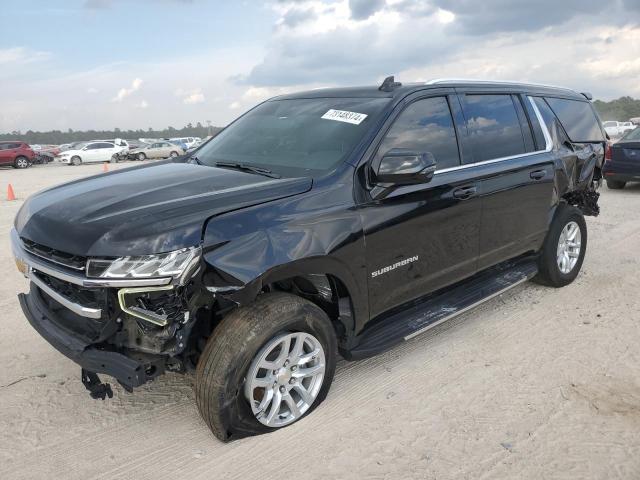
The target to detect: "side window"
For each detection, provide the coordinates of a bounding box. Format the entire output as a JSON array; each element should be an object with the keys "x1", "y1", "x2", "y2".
[
  {"x1": 544, "y1": 97, "x2": 604, "y2": 142},
  {"x1": 523, "y1": 96, "x2": 547, "y2": 150},
  {"x1": 378, "y1": 96, "x2": 460, "y2": 170},
  {"x1": 462, "y1": 94, "x2": 526, "y2": 162},
  {"x1": 85, "y1": 143, "x2": 97, "y2": 150}
]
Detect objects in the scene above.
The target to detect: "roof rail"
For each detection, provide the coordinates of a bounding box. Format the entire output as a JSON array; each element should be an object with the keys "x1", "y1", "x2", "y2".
[{"x1": 425, "y1": 78, "x2": 580, "y2": 95}]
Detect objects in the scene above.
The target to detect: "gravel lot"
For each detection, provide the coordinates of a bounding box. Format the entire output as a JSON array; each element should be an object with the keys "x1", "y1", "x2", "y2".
[{"x1": 1, "y1": 162, "x2": 639, "y2": 480}]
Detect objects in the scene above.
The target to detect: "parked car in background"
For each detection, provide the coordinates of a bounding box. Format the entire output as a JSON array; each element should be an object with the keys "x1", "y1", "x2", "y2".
[
  {"x1": 57, "y1": 141, "x2": 126, "y2": 165},
  {"x1": 603, "y1": 121, "x2": 636, "y2": 137},
  {"x1": 0, "y1": 141, "x2": 35, "y2": 168},
  {"x1": 603, "y1": 127, "x2": 640, "y2": 189},
  {"x1": 170, "y1": 136, "x2": 198, "y2": 149},
  {"x1": 129, "y1": 141, "x2": 184, "y2": 160},
  {"x1": 168, "y1": 139, "x2": 188, "y2": 151}
]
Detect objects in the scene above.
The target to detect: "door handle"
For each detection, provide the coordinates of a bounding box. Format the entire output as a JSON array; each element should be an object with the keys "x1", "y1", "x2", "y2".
[
  {"x1": 452, "y1": 186, "x2": 477, "y2": 200},
  {"x1": 530, "y1": 170, "x2": 547, "y2": 180}
]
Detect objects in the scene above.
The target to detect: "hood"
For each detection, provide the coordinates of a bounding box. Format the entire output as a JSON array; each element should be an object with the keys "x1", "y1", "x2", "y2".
[{"x1": 15, "y1": 162, "x2": 312, "y2": 257}]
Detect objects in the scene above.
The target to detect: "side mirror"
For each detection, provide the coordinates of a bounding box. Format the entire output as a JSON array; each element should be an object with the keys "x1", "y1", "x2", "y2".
[{"x1": 374, "y1": 149, "x2": 437, "y2": 185}]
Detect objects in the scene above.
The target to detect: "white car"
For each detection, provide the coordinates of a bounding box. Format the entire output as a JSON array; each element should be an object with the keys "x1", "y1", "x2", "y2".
[
  {"x1": 603, "y1": 121, "x2": 636, "y2": 138},
  {"x1": 170, "y1": 136, "x2": 199, "y2": 149},
  {"x1": 57, "y1": 141, "x2": 126, "y2": 165}
]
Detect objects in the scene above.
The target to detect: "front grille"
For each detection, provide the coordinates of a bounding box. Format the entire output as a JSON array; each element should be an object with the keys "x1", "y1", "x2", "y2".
[
  {"x1": 33, "y1": 271, "x2": 109, "y2": 342},
  {"x1": 21, "y1": 238, "x2": 86, "y2": 271}
]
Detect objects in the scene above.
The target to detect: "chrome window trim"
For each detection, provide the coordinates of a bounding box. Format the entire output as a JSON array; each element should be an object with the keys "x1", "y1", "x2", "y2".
[{"x1": 433, "y1": 95, "x2": 553, "y2": 175}]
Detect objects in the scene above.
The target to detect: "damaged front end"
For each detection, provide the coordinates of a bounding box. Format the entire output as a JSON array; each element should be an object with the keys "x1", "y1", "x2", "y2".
[{"x1": 12, "y1": 229, "x2": 216, "y2": 397}]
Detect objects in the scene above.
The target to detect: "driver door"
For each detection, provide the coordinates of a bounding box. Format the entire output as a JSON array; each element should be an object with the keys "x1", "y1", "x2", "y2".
[{"x1": 359, "y1": 94, "x2": 482, "y2": 319}]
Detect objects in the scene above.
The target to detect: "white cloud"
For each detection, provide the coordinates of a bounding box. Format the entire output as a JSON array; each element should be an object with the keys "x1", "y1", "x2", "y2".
[
  {"x1": 135, "y1": 100, "x2": 149, "y2": 109},
  {"x1": 0, "y1": 46, "x2": 50, "y2": 65},
  {"x1": 175, "y1": 87, "x2": 205, "y2": 104},
  {"x1": 111, "y1": 77, "x2": 143, "y2": 102},
  {"x1": 229, "y1": 101, "x2": 241, "y2": 109}
]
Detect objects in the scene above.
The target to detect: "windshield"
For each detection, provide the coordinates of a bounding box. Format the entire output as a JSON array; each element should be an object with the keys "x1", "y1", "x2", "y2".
[
  {"x1": 622, "y1": 126, "x2": 640, "y2": 140},
  {"x1": 195, "y1": 97, "x2": 389, "y2": 176}
]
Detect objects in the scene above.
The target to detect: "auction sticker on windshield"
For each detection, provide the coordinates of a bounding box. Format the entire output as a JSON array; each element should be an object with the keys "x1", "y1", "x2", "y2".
[{"x1": 321, "y1": 109, "x2": 368, "y2": 125}]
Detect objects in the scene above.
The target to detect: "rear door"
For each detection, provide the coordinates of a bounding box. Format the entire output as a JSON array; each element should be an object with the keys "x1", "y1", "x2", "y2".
[
  {"x1": 359, "y1": 92, "x2": 483, "y2": 319},
  {"x1": 457, "y1": 91, "x2": 555, "y2": 270},
  {"x1": 0, "y1": 143, "x2": 13, "y2": 165}
]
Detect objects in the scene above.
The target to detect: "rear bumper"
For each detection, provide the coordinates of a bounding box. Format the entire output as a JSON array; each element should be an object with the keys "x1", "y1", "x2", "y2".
[{"x1": 19, "y1": 286, "x2": 157, "y2": 388}]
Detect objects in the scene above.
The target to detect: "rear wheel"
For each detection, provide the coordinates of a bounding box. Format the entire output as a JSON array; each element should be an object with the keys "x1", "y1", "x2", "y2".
[
  {"x1": 14, "y1": 156, "x2": 29, "y2": 169},
  {"x1": 169, "y1": 151, "x2": 179, "y2": 158},
  {"x1": 534, "y1": 204, "x2": 587, "y2": 288},
  {"x1": 71, "y1": 156, "x2": 82, "y2": 166},
  {"x1": 606, "y1": 179, "x2": 626, "y2": 190},
  {"x1": 195, "y1": 292, "x2": 337, "y2": 441}
]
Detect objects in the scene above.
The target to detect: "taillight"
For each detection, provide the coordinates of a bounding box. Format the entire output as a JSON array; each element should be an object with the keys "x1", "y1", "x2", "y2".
[{"x1": 605, "y1": 142, "x2": 612, "y2": 163}]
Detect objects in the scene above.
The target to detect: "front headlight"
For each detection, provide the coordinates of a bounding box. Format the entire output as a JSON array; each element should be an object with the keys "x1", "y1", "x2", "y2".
[{"x1": 86, "y1": 246, "x2": 201, "y2": 280}]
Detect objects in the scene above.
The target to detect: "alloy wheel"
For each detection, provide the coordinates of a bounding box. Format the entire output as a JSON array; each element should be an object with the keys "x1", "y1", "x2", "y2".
[
  {"x1": 557, "y1": 221, "x2": 581, "y2": 274},
  {"x1": 244, "y1": 332, "x2": 326, "y2": 428}
]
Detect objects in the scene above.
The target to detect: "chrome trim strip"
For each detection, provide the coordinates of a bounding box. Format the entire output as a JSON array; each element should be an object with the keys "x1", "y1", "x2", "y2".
[
  {"x1": 528, "y1": 95, "x2": 553, "y2": 151},
  {"x1": 433, "y1": 97, "x2": 554, "y2": 176},
  {"x1": 404, "y1": 275, "x2": 531, "y2": 341},
  {"x1": 29, "y1": 269, "x2": 102, "y2": 319},
  {"x1": 11, "y1": 229, "x2": 171, "y2": 288}
]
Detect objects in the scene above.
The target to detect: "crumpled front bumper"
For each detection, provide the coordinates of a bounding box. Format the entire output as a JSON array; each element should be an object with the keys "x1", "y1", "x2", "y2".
[{"x1": 19, "y1": 284, "x2": 153, "y2": 388}]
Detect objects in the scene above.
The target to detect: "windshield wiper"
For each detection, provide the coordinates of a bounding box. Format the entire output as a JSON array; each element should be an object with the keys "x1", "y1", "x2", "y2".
[
  {"x1": 188, "y1": 155, "x2": 201, "y2": 165},
  {"x1": 214, "y1": 161, "x2": 281, "y2": 178}
]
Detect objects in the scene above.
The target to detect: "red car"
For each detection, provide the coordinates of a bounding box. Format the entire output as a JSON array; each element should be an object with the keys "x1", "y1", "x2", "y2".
[{"x1": 0, "y1": 141, "x2": 35, "y2": 168}]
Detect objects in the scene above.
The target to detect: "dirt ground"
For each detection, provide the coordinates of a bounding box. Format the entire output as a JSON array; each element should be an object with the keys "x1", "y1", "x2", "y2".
[{"x1": 0, "y1": 162, "x2": 639, "y2": 480}]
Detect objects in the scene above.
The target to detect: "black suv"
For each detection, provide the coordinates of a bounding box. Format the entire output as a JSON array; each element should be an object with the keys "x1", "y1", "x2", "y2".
[{"x1": 12, "y1": 78, "x2": 605, "y2": 441}]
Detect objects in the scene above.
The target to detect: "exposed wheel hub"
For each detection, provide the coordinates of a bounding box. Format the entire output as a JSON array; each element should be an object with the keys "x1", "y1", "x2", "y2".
[{"x1": 244, "y1": 332, "x2": 325, "y2": 428}]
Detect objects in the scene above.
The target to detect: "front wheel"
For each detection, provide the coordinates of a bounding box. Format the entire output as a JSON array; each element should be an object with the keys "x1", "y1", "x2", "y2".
[
  {"x1": 169, "y1": 151, "x2": 179, "y2": 158},
  {"x1": 534, "y1": 204, "x2": 587, "y2": 288},
  {"x1": 14, "y1": 156, "x2": 29, "y2": 169},
  {"x1": 195, "y1": 292, "x2": 337, "y2": 441},
  {"x1": 137, "y1": 152, "x2": 146, "y2": 161},
  {"x1": 71, "y1": 156, "x2": 82, "y2": 166},
  {"x1": 110, "y1": 155, "x2": 119, "y2": 163}
]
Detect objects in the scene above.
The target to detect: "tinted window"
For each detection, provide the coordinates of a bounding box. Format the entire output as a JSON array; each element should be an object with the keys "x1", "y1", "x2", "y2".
[
  {"x1": 197, "y1": 97, "x2": 389, "y2": 177},
  {"x1": 544, "y1": 97, "x2": 604, "y2": 142},
  {"x1": 84, "y1": 144, "x2": 99, "y2": 150},
  {"x1": 378, "y1": 97, "x2": 460, "y2": 170},
  {"x1": 463, "y1": 94, "x2": 525, "y2": 162},
  {"x1": 96, "y1": 143, "x2": 113, "y2": 149},
  {"x1": 523, "y1": 96, "x2": 547, "y2": 150},
  {"x1": 622, "y1": 127, "x2": 640, "y2": 140}
]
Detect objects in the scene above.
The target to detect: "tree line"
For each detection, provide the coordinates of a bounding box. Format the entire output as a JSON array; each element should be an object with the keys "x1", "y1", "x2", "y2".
[
  {"x1": 592, "y1": 96, "x2": 640, "y2": 122},
  {"x1": 0, "y1": 122, "x2": 223, "y2": 145}
]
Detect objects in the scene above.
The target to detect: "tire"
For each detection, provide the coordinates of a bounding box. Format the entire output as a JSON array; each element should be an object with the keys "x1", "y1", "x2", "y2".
[
  {"x1": 14, "y1": 156, "x2": 29, "y2": 169},
  {"x1": 606, "y1": 179, "x2": 626, "y2": 190},
  {"x1": 534, "y1": 204, "x2": 587, "y2": 288},
  {"x1": 169, "y1": 151, "x2": 179, "y2": 158},
  {"x1": 71, "y1": 156, "x2": 82, "y2": 166},
  {"x1": 110, "y1": 155, "x2": 119, "y2": 163},
  {"x1": 137, "y1": 152, "x2": 146, "y2": 161},
  {"x1": 195, "y1": 292, "x2": 337, "y2": 442}
]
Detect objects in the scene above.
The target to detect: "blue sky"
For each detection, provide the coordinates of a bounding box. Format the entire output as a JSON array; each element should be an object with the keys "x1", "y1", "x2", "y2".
[{"x1": 1, "y1": 0, "x2": 640, "y2": 132}]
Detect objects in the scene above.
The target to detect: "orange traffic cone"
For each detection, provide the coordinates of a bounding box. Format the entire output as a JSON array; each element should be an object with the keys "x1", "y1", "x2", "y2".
[
  {"x1": 7, "y1": 184, "x2": 16, "y2": 201},
  {"x1": 103, "y1": 163, "x2": 109, "y2": 172}
]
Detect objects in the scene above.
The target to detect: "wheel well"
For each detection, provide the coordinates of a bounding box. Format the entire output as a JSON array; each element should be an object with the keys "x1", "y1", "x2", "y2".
[{"x1": 265, "y1": 274, "x2": 354, "y2": 344}]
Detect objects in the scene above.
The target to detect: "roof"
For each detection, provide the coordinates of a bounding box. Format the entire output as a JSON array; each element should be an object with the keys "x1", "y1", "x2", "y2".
[{"x1": 274, "y1": 78, "x2": 587, "y2": 102}]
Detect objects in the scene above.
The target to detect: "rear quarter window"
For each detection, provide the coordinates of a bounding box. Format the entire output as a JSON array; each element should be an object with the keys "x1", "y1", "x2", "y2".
[{"x1": 544, "y1": 97, "x2": 604, "y2": 142}]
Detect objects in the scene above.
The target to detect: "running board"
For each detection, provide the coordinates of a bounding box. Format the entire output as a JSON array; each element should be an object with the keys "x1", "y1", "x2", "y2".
[{"x1": 347, "y1": 257, "x2": 538, "y2": 360}]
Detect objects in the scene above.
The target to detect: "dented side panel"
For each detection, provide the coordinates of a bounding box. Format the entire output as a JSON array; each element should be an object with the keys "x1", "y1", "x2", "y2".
[{"x1": 201, "y1": 170, "x2": 370, "y2": 332}]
